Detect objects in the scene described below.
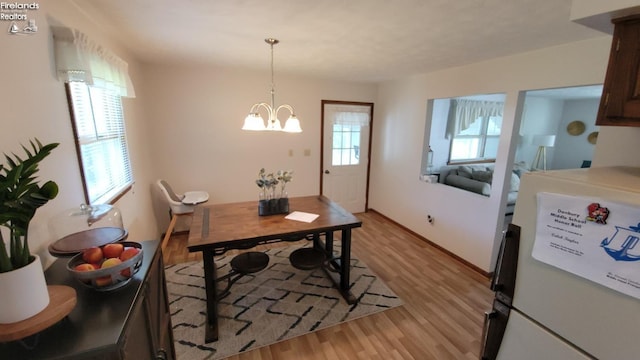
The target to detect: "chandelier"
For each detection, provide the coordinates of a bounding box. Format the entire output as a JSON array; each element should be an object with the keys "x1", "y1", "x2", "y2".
[{"x1": 242, "y1": 38, "x2": 302, "y2": 133}]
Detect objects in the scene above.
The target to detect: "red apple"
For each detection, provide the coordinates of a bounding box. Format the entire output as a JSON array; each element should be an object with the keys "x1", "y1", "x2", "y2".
[
  {"x1": 120, "y1": 247, "x2": 140, "y2": 262},
  {"x1": 74, "y1": 263, "x2": 97, "y2": 272},
  {"x1": 103, "y1": 243, "x2": 124, "y2": 259},
  {"x1": 82, "y1": 247, "x2": 103, "y2": 264},
  {"x1": 94, "y1": 275, "x2": 112, "y2": 287},
  {"x1": 74, "y1": 263, "x2": 97, "y2": 284}
]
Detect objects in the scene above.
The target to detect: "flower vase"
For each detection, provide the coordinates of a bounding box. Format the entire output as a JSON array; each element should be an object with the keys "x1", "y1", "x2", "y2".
[
  {"x1": 0, "y1": 254, "x2": 50, "y2": 324},
  {"x1": 278, "y1": 190, "x2": 289, "y2": 213},
  {"x1": 258, "y1": 191, "x2": 269, "y2": 216}
]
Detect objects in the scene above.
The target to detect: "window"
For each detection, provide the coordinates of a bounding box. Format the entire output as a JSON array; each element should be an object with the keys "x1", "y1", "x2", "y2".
[
  {"x1": 332, "y1": 123, "x2": 361, "y2": 166},
  {"x1": 450, "y1": 114, "x2": 502, "y2": 162},
  {"x1": 328, "y1": 108, "x2": 370, "y2": 166},
  {"x1": 66, "y1": 82, "x2": 133, "y2": 204},
  {"x1": 448, "y1": 99, "x2": 504, "y2": 163},
  {"x1": 52, "y1": 26, "x2": 136, "y2": 205}
]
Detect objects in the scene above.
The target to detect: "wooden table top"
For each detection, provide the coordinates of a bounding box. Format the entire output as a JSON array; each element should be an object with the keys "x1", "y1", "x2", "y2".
[{"x1": 187, "y1": 195, "x2": 362, "y2": 252}]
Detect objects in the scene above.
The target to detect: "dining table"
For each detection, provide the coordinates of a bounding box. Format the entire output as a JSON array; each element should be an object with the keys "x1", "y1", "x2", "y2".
[{"x1": 187, "y1": 195, "x2": 362, "y2": 343}]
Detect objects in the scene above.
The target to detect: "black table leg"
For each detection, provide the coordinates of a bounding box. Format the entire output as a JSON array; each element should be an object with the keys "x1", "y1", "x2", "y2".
[
  {"x1": 340, "y1": 228, "x2": 356, "y2": 303},
  {"x1": 320, "y1": 229, "x2": 356, "y2": 304},
  {"x1": 202, "y1": 248, "x2": 219, "y2": 343},
  {"x1": 325, "y1": 231, "x2": 333, "y2": 252}
]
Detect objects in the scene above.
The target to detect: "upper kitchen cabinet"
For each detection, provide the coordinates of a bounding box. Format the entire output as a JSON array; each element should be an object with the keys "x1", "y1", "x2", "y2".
[{"x1": 596, "y1": 15, "x2": 640, "y2": 127}]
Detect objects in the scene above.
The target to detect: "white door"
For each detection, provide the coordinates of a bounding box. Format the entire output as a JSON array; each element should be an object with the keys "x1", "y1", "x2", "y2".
[{"x1": 321, "y1": 102, "x2": 372, "y2": 213}]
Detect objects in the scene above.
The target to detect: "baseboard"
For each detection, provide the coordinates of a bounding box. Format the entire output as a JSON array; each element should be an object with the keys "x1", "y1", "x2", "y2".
[{"x1": 366, "y1": 208, "x2": 492, "y2": 278}]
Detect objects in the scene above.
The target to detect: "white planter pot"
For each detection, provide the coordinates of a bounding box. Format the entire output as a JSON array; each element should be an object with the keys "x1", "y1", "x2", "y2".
[{"x1": 0, "y1": 255, "x2": 50, "y2": 324}]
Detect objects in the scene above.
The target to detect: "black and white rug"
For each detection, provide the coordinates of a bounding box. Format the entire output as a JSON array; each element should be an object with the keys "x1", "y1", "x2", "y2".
[{"x1": 165, "y1": 244, "x2": 403, "y2": 359}]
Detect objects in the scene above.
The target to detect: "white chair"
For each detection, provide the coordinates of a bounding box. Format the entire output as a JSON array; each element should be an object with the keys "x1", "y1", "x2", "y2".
[{"x1": 157, "y1": 179, "x2": 209, "y2": 250}]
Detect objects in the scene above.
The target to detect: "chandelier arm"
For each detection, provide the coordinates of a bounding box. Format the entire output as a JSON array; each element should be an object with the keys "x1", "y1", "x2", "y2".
[
  {"x1": 275, "y1": 104, "x2": 296, "y2": 118},
  {"x1": 250, "y1": 102, "x2": 273, "y2": 114}
]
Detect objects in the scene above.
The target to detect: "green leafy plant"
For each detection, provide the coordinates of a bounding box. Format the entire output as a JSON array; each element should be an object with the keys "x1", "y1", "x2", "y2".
[
  {"x1": 256, "y1": 168, "x2": 294, "y2": 199},
  {"x1": 256, "y1": 168, "x2": 277, "y2": 199},
  {"x1": 276, "y1": 170, "x2": 293, "y2": 195},
  {"x1": 0, "y1": 139, "x2": 59, "y2": 273}
]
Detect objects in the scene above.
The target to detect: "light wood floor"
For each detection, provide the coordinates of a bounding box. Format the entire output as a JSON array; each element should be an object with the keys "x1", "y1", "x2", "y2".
[{"x1": 163, "y1": 211, "x2": 493, "y2": 360}]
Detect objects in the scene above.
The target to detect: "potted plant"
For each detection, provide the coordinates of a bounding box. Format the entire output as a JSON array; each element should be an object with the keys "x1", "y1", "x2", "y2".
[{"x1": 0, "y1": 139, "x2": 59, "y2": 324}]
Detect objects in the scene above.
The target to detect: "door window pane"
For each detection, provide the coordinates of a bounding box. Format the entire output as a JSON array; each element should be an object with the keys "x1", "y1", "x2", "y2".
[{"x1": 331, "y1": 124, "x2": 361, "y2": 166}]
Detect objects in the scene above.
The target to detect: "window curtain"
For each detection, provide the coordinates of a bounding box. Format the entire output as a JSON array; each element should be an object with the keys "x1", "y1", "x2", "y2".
[
  {"x1": 52, "y1": 26, "x2": 135, "y2": 98},
  {"x1": 330, "y1": 105, "x2": 370, "y2": 127},
  {"x1": 446, "y1": 99, "x2": 503, "y2": 137}
]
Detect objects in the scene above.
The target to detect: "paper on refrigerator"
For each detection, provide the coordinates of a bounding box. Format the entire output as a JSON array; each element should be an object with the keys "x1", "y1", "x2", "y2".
[{"x1": 533, "y1": 192, "x2": 640, "y2": 300}]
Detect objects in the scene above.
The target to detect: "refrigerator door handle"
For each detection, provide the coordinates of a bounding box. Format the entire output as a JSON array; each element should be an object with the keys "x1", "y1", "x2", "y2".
[
  {"x1": 480, "y1": 300, "x2": 510, "y2": 360},
  {"x1": 480, "y1": 310, "x2": 497, "y2": 358},
  {"x1": 490, "y1": 224, "x2": 520, "y2": 305},
  {"x1": 491, "y1": 230, "x2": 506, "y2": 292}
]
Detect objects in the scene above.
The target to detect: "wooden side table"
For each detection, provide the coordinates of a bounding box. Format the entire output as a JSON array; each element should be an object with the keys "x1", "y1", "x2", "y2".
[{"x1": 0, "y1": 285, "x2": 76, "y2": 342}]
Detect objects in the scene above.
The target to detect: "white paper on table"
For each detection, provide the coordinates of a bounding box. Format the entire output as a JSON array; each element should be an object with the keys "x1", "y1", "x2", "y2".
[{"x1": 285, "y1": 211, "x2": 319, "y2": 223}]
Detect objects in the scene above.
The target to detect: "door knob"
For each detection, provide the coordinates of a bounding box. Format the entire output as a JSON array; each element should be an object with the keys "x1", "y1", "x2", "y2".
[{"x1": 324, "y1": 170, "x2": 330, "y2": 174}]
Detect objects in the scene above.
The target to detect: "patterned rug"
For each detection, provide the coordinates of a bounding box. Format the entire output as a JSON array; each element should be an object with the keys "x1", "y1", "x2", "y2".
[{"x1": 165, "y1": 243, "x2": 403, "y2": 359}]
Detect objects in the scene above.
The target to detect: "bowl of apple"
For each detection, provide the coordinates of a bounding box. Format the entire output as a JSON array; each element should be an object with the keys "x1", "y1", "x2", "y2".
[{"x1": 67, "y1": 241, "x2": 143, "y2": 291}]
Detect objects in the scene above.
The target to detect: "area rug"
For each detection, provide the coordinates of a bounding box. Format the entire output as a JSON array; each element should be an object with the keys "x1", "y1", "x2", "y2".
[{"x1": 165, "y1": 243, "x2": 403, "y2": 359}]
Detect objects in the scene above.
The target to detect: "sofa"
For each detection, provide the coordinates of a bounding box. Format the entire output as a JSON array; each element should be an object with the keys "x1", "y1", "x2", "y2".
[{"x1": 437, "y1": 163, "x2": 527, "y2": 215}]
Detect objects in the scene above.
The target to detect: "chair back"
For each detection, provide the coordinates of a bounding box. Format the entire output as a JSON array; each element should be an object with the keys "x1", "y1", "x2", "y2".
[{"x1": 157, "y1": 179, "x2": 193, "y2": 214}]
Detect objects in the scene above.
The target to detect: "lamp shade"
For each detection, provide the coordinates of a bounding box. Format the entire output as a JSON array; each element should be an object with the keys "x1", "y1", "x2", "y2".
[
  {"x1": 531, "y1": 134, "x2": 556, "y2": 147},
  {"x1": 242, "y1": 113, "x2": 266, "y2": 131},
  {"x1": 283, "y1": 115, "x2": 302, "y2": 133}
]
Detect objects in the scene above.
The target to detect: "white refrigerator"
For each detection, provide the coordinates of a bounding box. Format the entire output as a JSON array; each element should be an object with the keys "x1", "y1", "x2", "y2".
[{"x1": 481, "y1": 166, "x2": 640, "y2": 360}]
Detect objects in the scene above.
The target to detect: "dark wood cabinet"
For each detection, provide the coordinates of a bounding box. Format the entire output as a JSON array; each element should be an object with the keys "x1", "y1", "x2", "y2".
[
  {"x1": 1, "y1": 240, "x2": 175, "y2": 360},
  {"x1": 597, "y1": 15, "x2": 640, "y2": 127}
]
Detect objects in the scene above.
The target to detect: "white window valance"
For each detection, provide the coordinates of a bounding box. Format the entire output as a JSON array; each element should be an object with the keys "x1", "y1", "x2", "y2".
[
  {"x1": 52, "y1": 26, "x2": 135, "y2": 98},
  {"x1": 333, "y1": 112, "x2": 370, "y2": 127},
  {"x1": 329, "y1": 105, "x2": 370, "y2": 127},
  {"x1": 447, "y1": 99, "x2": 503, "y2": 136}
]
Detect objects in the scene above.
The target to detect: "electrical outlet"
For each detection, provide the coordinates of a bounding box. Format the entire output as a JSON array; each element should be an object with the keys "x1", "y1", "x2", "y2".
[{"x1": 427, "y1": 215, "x2": 434, "y2": 225}]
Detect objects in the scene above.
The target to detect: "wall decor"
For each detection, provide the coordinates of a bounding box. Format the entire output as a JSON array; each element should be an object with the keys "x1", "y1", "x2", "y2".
[
  {"x1": 588, "y1": 131, "x2": 598, "y2": 144},
  {"x1": 567, "y1": 120, "x2": 586, "y2": 135}
]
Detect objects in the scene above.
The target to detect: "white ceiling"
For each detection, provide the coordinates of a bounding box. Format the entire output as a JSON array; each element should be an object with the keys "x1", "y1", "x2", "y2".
[{"x1": 72, "y1": 0, "x2": 606, "y2": 83}]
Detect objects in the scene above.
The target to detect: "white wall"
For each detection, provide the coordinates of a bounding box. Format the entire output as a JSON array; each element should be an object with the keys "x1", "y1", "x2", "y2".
[
  {"x1": 425, "y1": 99, "x2": 450, "y2": 173},
  {"x1": 371, "y1": 36, "x2": 640, "y2": 272},
  {"x1": 518, "y1": 97, "x2": 564, "y2": 169},
  {"x1": 1, "y1": 2, "x2": 158, "y2": 269},
  {"x1": 140, "y1": 63, "x2": 377, "y2": 232},
  {"x1": 553, "y1": 98, "x2": 600, "y2": 169}
]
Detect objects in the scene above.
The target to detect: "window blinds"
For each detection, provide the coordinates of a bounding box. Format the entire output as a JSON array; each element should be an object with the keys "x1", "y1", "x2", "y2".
[{"x1": 68, "y1": 82, "x2": 133, "y2": 204}]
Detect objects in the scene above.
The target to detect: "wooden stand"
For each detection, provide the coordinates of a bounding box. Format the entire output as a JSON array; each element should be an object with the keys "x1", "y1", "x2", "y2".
[{"x1": 0, "y1": 285, "x2": 76, "y2": 342}]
